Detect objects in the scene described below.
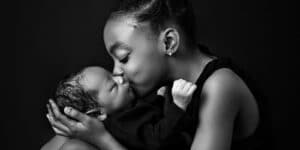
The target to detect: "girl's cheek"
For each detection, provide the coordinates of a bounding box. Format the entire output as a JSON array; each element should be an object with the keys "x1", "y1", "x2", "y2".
[{"x1": 126, "y1": 62, "x2": 139, "y2": 80}]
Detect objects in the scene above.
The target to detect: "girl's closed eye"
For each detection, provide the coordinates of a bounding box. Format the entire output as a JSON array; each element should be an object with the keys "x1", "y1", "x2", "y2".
[
  {"x1": 115, "y1": 48, "x2": 131, "y2": 63},
  {"x1": 119, "y1": 55, "x2": 129, "y2": 63}
]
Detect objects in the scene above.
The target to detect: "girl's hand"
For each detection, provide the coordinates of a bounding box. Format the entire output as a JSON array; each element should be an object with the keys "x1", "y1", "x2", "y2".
[{"x1": 46, "y1": 99, "x2": 107, "y2": 144}]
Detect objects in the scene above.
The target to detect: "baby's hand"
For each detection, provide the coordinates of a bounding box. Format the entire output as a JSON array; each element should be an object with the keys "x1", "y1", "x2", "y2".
[{"x1": 172, "y1": 79, "x2": 197, "y2": 110}]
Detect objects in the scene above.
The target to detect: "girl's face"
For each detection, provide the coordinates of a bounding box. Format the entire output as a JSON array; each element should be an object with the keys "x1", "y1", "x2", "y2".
[{"x1": 103, "y1": 17, "x2": 168, "y2": 98}]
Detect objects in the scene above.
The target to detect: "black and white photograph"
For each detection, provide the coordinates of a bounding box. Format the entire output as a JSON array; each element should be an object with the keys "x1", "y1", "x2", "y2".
[{"x1": 15, "y1": 0, "x2": 296, "y2": 150}]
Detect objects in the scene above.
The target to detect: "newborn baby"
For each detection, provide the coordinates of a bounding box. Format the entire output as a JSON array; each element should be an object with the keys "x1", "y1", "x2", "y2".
[
  {"x1": 55, "y1": 66, "x2": 196, "y2": 118},
  {"x1": 55, "y1": 67, "x2": 135, "y2": 118},
  {"x1": 54, "y1": 66, "x2": 197, "y2": 150}
]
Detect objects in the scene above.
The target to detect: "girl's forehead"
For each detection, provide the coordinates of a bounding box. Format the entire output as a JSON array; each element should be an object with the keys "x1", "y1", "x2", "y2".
[
  {"x1": 104, "y1": 16, "x2": 153, "y2": 38},
  {"x1": 105, "y1": 22, "x2": 135, "y2": 40},
  {"x1": 104, "y1": 18, "x2": 156, "y2": 51},
  {"x1": 104, "y1": 20, "x2": 134, "y2": 47},
  {"x1": 105, "y1": 17, "x2": 137, "y2": 32},
  {"x1": 108, "y1": 14, "x2": 138, "y2": 26}
]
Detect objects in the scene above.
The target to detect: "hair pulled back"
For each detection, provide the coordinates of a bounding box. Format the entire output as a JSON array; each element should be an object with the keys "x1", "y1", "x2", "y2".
[{"x1": 110, "y1": 0, "x2": 197, "y2": 45}]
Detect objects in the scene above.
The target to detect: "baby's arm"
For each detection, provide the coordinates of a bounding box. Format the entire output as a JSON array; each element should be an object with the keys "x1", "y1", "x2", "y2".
[
  {"x1": 172, "y1": 79, "x2": 197, "y2": 110},
  {"x1": 136, "y1": 79, "x2": 197, "y2": 149}
]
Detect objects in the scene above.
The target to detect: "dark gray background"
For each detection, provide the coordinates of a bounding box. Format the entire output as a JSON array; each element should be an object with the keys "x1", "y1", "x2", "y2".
[{"x1": 15, "y1": 0, "x2": 297, "y2": 149}]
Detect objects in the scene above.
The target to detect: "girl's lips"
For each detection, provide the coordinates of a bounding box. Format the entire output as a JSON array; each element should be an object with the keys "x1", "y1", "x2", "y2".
[
  {"x1": 129, "y1": 84, "x2": 139, "y2": 98},
  {"x1": 113, "y1": 76, "x2": 124, "y2": 84},
  {"x1": 113, "y1": 75, "x2": 138, "y2": 97},
  {"x1": 125, "y1": 79, "x2": 138, "y2": 98}
]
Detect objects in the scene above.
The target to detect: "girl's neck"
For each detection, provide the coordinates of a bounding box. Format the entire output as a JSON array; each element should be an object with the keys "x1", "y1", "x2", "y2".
[{"x1": 169, "y1": 46, "x2": 215, "y2": 83}]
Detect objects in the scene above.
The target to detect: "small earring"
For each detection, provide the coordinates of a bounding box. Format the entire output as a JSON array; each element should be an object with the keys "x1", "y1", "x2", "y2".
[{"x1": 168, "y1": 52, "x2": 173, "y2": 56}]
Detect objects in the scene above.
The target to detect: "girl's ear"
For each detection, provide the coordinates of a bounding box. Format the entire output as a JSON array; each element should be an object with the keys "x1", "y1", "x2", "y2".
[{"x1": 159, "y1": 28, "x2": 180, "y2": 56}]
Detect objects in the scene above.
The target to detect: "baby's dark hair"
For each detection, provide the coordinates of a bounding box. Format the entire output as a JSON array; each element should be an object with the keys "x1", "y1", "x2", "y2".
[
  {"x1": 110, "y1": 0, "x2": 197, "y2": 46},
  {"x1": 54, "y1": 71, "x2": 101, "y2": 117}
]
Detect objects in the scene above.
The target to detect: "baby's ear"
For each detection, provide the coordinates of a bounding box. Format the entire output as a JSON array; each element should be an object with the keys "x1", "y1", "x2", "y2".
[{"x1": 97, "y1": 113, "x2": 107, "y2": 121}]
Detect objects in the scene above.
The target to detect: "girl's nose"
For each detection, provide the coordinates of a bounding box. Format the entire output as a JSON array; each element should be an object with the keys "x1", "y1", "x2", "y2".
[
  {"x1": 113, "y1": 65, "x2": 124, "y2": 76},
  {"x1": 112, "y1": 75, "x2": 124, "y2": 84}
]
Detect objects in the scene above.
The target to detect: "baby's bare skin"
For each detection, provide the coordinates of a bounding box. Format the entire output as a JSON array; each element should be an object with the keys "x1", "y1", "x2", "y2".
[{"x1": 172, "y1": 79, "x2": 197, "y2": 110}]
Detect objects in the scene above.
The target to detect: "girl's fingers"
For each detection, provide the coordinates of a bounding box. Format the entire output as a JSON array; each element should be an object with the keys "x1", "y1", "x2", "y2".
[
  {"x1": 49, "y1": 99, "x2": 62, "y2": 117},
  {"x1": 48, "y1": 99, "x2": 77, "y2": 129},
  {"x1": 52, "y1": 126, "x2": 68, "y2": 136},
  {"x1": 64, "y1": 107, "x2": 89, "y2": 123},
  {"x1": 46, "y1": 113, "x2": 71, "y2": 135},
  {"x1": 47, "y1": 104, "x2": 55, "y2": 119}
]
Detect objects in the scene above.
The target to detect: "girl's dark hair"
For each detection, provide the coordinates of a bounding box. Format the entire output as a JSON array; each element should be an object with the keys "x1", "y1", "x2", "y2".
[
  {"x1": 54, "y1": 72, "x2": 101, "y2": 117},
  {"x1": 110, "y1": 0, "x2": 197, "y2": 46}
]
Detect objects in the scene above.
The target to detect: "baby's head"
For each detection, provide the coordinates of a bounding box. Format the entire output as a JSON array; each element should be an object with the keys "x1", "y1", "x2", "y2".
[{"x1": 55, "y1": 66, "x2": 135, "y2": 118}]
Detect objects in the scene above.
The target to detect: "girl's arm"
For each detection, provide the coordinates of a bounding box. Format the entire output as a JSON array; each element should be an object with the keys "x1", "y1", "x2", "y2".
[{"x1": 190, "y1": 69, "x2": 245, "y2": 150}]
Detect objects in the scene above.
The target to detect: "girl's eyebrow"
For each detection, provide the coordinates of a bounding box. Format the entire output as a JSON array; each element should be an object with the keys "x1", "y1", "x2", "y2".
[{"x1": 108, "y1": 42, "x2": 132, "y2": 55}]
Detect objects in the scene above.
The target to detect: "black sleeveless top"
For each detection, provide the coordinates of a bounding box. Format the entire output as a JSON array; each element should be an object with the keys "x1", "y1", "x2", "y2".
[
  {"x1": 104, "y1": 57, "x2": 268, "y2": 150},
  {"x1": 172, "y1": 57, "x2": 267, "y2": 150}
]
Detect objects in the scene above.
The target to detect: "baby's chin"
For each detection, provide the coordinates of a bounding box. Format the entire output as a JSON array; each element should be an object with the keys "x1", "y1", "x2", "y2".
[{"x1": 128, "y1": 86, "x2": 136, "y2": 99}]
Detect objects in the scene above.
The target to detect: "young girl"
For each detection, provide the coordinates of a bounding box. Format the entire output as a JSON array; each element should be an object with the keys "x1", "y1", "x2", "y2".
[{"x1": 46, "y1": 0, "x2": 263, "y2": 150}]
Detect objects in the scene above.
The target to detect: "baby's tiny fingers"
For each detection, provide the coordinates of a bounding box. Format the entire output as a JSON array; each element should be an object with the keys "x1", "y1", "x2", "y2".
[
  {"x1": 172, "y1": 80, "x2": 181, "y2": 92},
  {"x1": 182, "y1": 82, "x2": 192, "y2": 92},
  {"x1": 187, "y1": 84, "x2": 197, "y2": 95}
]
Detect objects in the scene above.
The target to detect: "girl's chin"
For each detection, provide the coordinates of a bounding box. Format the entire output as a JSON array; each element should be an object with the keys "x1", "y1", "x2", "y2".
[
  {"x1": 132, "y1": 81, "x2": 160, "y2": 97},
  {"x1": 136, "y1": 88, "x2": 157, "y2": 98}
]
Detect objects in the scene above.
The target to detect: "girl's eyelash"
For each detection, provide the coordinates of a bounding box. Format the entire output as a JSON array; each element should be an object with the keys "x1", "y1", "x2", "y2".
[{"x1": 120, "y1": 55, "x2": 129, "y2": 63}]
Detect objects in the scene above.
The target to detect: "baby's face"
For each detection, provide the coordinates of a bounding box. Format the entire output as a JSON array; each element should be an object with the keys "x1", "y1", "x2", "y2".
[{"x1": 80, "y1": 67, "x2": 135, "y2": 114}]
